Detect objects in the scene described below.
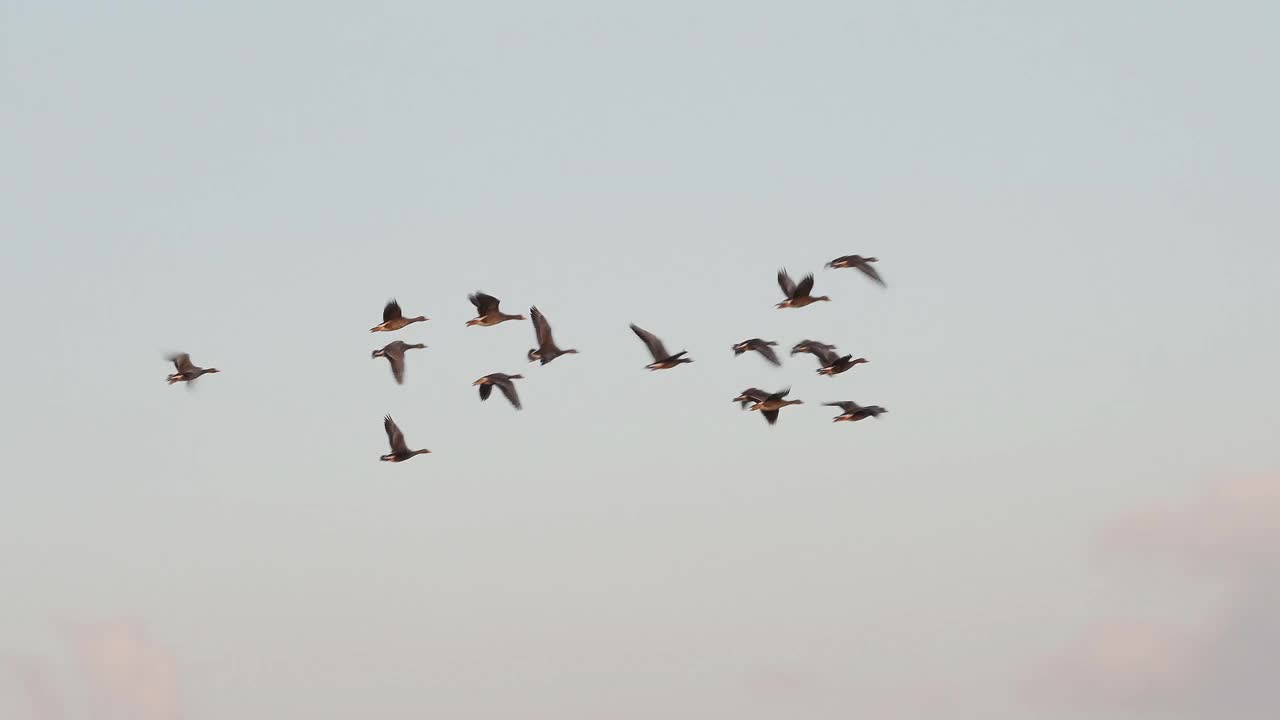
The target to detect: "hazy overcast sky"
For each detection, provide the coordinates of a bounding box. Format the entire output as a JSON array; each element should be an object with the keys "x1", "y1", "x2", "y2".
[{"x1": 3, "y1": 2, "x2": 1278, "y2": 719}]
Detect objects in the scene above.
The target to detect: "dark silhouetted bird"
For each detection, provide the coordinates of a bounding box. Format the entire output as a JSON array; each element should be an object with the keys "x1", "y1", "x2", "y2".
[
  {"x1": 825, "y1": 401, "x2": 888, "y2": 422},
  {"x1": 826, "y1": 255, "x2": 885, "y2": 287},
  {"x1": 165, "y1": 353, "x2": 219, "y2": 385},
  {"x1": 630, "y1": 324, "x2": 693, "y2": 370},
  {"x1": 733, "y1": 387, "x2": 770, "y2": 409},
  {"x1": 467, "y1": 292, "x2": 526, "y2": 327},
  {"x1": 776, "y1": 269, "x2": 830, "y2": 309},
  {"x1": 381, "y1": 415, "x2": 431, "y2": 461},
  {"x1": 474, "y1": 373, "x2": 524, "y2": 409},
  {"x1": 371, "y1": 341, "x2": 426, "y2": 384},
  {"x1": 527, "y1": 306, "x2": 578, "y2": 364},
  {"x1": 747, "y1": 387, "x2": 804, "y2": 425},
  {"x1": 732, "y1": 338, "x2": 781, "y2": 366},
  {"x1": 370, "y1": 299, "x2": 428, "y2": 332},
  {"x1": 791, "y1": 339, "x2": 838, "y2": 357}
]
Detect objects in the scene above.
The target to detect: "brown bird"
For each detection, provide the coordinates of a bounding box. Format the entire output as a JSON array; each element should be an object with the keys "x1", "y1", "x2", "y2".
[
  {"x1": 527, "y1": 306, "x2": 579, "y2": 364},
  {"x1": 776, "y1": 269, "x2": 830, "y2": 309},
  {"x1": 630, "y1": 324, "x2": 693, "y2": 370},
  {"x1": 381, "y1": 415, "x2": 431, "y2": 462},
  {"x1": 733, "y1": 387, "x2": 770, "y2": 409},
  {"x1": 825, "y1": 401, "x2": 888, "y2": 422},
  {"x1": 791, "y1": 339, "x2": 838, "y2": 357},
  {"x1": 370, "y1": 299, "x2": 428, "y2": 333},
  {"x1": 826, "y1": 255, "x2": 885, "y2": 287},
  {"x1": 732, "y1": 338, "x2": 781, "y2": 366},
  {"x1": 473, "y1": 373, "x2": 524, "y2": 409},
  {"x1": 748, "y1": 387, "x2": 804, "y2": 425},
  {"x1": 165, "y1": 353, "x2": 220, "y2": 385},
  {"x1": 467, "y1": 292, "x2": 526, "y2": 327},
  {"x1": 371, "y1": 341, "x2": 426, "y2": 384},
  {"x1": 811, "y1": 345, "x2": 870, "y2": 376}
]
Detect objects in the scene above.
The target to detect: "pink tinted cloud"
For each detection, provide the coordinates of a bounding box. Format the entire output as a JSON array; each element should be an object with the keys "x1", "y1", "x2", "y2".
[
  {"x1": 68, "y1": 619, "x2": 183, "y2": 720},
  {"x1": 6, "y1": 657, "x2": 65, "y2": 720},
  {"x1": 1039, "y1": 474, "x2": 1280, "y2": 719}
]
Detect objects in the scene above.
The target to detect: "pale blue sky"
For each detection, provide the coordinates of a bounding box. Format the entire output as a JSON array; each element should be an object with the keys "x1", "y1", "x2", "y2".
[{"x1": 2, "y1": 2, "x2": 1278, "y2": 718}]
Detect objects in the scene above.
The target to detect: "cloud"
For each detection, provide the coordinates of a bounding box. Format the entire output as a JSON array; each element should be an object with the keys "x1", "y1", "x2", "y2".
[
  {"x1": 68, "y1": 619, "x2": 183, "y2": 720},
  {"x1": 1038, "y1": 474, "x2": 1280, "y2": 719},
  {"x1": 6, "y1": 657, "x2": 65, "y2": 720}
]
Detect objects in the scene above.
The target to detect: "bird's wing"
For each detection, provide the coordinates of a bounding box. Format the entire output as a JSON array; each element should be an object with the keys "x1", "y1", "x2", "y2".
[
  {"x1": 857, "y1": 263, "x2": 886, "y2": 286},
  {"x1": 386, "y1": 349, "x2": 406, "y2": 384},
  {"x1": 384, "y1": 415, "x2": 408, "y2": 453},
  {"x1": 530, "y1": 306, "x2": 554, "y2": 348},
  {"x1": 478, "y1": 383, "x2": 493, "y2": 401},
  {"x1": 795, "y1": 274, "x2": 815, "y2": 298},
  {"x1": 829, "y1": 255, "x2": 852, "y2": 267},
  {"x1": 756, "y1": 344, "x2": 781, "y2": 366},
  {"x1": 777, "y1": 269, "x2": 797, "y2": 298},
  {"x1": 495, "y1": 377, "x2": 522, "y2": 409},
  {"x1": 168, "y1": 353, "x2": 193, "y2": 373},
  {"x1": 762, "y1": 409, "x2": 780, "y2": 425},
  {"x1": 383, "y1": 299, "x2": 403, "y2": 323},
  {"x1": 813, "y1": 346, "x2": 839, "y2": 366},
  {"x1": 767, "y1": 387, "x2": 791, "y2": 401},
  {"x1": 630, "y1": 324, "x2": 669, "y2": 361},
  {"x1": 824, "y1": 401, "x2": 860, "y2": 412},
  {"x1": 470, "y1": 292, "x2": 500, "y2": 315}
]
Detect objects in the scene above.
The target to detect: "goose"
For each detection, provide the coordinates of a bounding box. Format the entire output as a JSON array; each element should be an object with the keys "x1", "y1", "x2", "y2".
[
  {"x1": 825, "y1": 401, "x2": 888, "y2": 422},
  {"x1": 826, "y1": 255, "x2": 886, "y2": 287},
  {"x1": 371, "y1": 341, "x2": 426, "y2": 384},
  {"x1": 473, "y1": 373, "x2": 524, "y2": 409},
  {"x1": 776, "y1": 269, "x2": 830, "y2": 309},
  {"x1": 731, "y1": 338, "x2": 781, "y2": 366},
  {"x1": 527, "y1": 306, "x2": 579, "y2": 364},
  {"x1": 748, "y1": 387, "x2": 804, "y2": 425},
  {"x1": 370, "y1": 299, "x2": 428, "y2": 333},
  {"x1": 467, "y1": 292, "x2": 526, "y2": 327},
  {"x1": 381, "y1": 415, "x2": 431, "y2": 461},
  {"x1": 165, "y1": 353, "x2": 219, "y2": 385},
  {"x1": 630, "y1": 324, "x2": 692, "y2": 370}
]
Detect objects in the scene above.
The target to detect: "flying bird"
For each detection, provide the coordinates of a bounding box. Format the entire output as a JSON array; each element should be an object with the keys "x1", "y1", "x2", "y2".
[
  {"x1": 826, "y1": 255, "x2": 885, "y2": 287},
  {"x1": 776, "y1": 269, "x2": 830, "y2": 309},
  {"x1": 370, "y1": 299, "x2": 428, "y2": 332},
  {"x1": 381, "y1": 415, "x2": 431, "y2": 462},
  {"x1": 825, "y1": 401, "x2": 888, "y2": 422},
  {"x1": 791, "y1": 339, "x2": 838, "y2": 357},
  {"x1": 165, "y1": 353, "x2": 219, "y2": 385},
  {"x1": 733, "y1": 387, "x2": 770, "y2": 409},
  {"x1": 474, "y1": 373, "x2": 524, "y2": 409},
  {"x1": 527, "y1": 306, "x2": 579, "y2": 364},
  {"x1": 815, "y1": 350, "x2": 870, "y2": 377},
  {"x1": 467, "y1": 292, "x2": 526, "y2": 327},
  {"x1": 630, "y1": 324, "x2": 693, "y2": 370},
  {"x1": 747, "y1": 387, "x2": 804, "y2": 425},
  {"x1": 371, "y1": 341, "x2": 426, "y2": 384},
  {"x1": 732, "y1": 338, "x2": 781, "y2": 366}
]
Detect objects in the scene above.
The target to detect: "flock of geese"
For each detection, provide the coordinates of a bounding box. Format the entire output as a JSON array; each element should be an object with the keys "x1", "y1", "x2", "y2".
[{"x1": 165, "y1": 254, "x2": 890, "y2": 463}]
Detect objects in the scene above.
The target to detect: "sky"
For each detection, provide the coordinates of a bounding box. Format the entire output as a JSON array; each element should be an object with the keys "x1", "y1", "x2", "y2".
[{"x1": 1, "y1": 1, "x2": 1278, "y2": 718}]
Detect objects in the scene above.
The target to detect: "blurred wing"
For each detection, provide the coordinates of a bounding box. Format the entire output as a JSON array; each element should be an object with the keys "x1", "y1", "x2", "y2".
[
  {"x1": 762, "y1": 410, "x2": 779, "y2": 425},
  {"x1": 531, "y1": 306, "x2": 554, "y2": 348},
  {"x1": 470, "y1": 292, "x2": 500, "y2": 315},
  {"x1": 630, "y1": 324, "x2": 668, "y2": 361},
  {"x1": 814, "y1": 346, "x2": 839, "y2": 366},
  {"x1": 857, "y1": 263, "x2": 886, "y2": 286},
  {"x1": 168, "y1": 353, "x2": 193, "y2": 372},
  {"x1": 776, "y1": 269, "x2": 796, "y2": 298},
  {"x1": 756, "y1": 344, "x2": 781, "y2": 366},
  {"x1": 496, "y1": 379, "x2": 522, "y2": 409},
  {"x1": 824, "y1": 401, "x2": 860, "y2": 413},
  {"x1": 794, "y1": 274, "x2": 815, "y2": 298},
  {"x1": 386, "y1": 350, "x2": 406, "y2": 384},
  {"x1": 478, "y1": 383, "x2": 493, "y2": 401},
  {"x1": 383, "y1": 299, "x2": 403, "y2": 323},
  {"x1": 766, "y1": 387, "x2": 791, "y2": 401},
  {"x1": 384, "y1": 415, "x2": 408, "y2": 453}
]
